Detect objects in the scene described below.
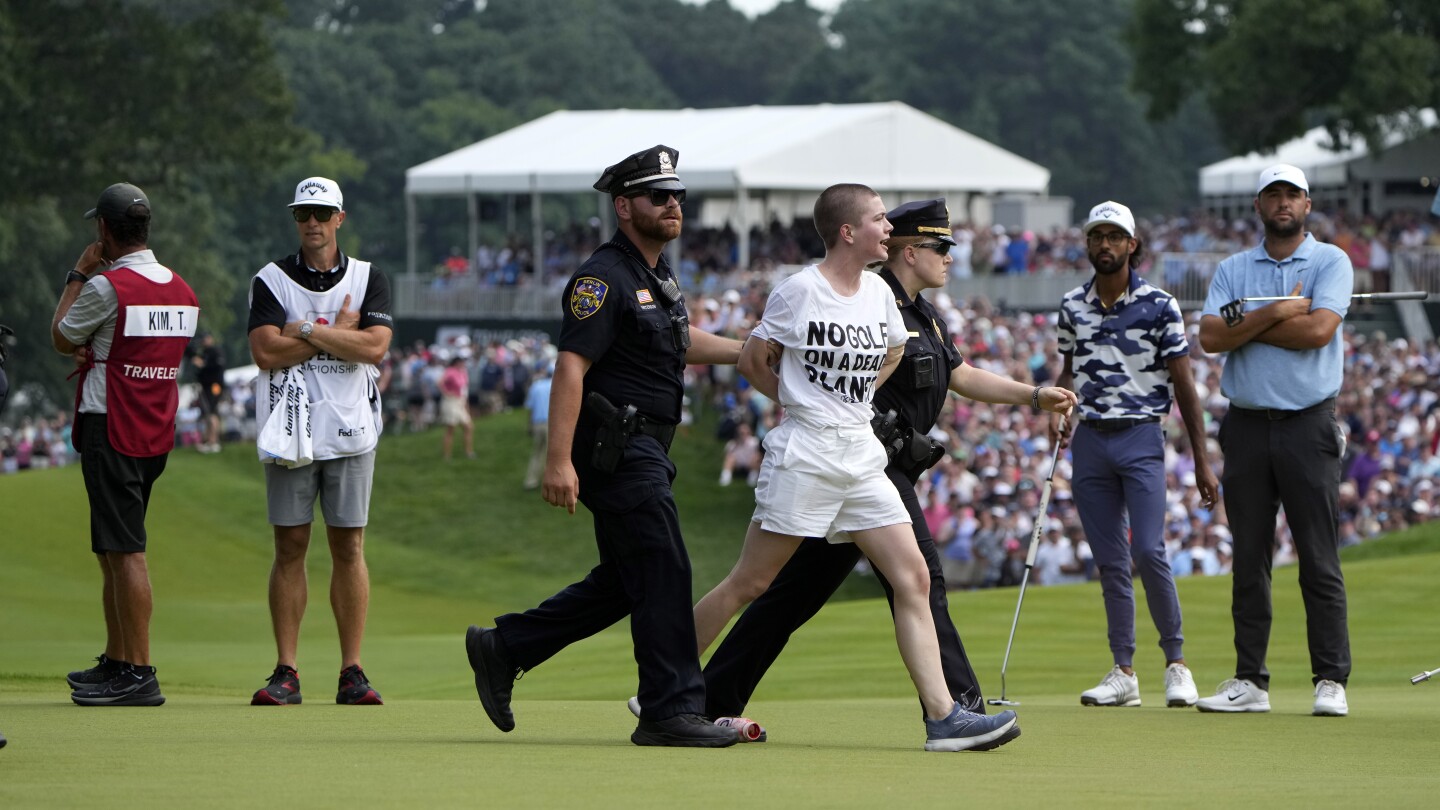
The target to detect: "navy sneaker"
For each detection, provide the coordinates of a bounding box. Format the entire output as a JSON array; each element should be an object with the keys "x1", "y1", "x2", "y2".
[
  {"x1": 252, "y1": 665, "x2": 302, "y2": 705},
  {"x1": 924, "y1": 702, "x2": 1020, "y2": 752},
  {"x1": 632, "y1": 714, "x2": 741, "y2": 748},
  {"x1": 71, "y1": 665, "x2": 166, "y2": 707},
  {"x1": 336, "y1": 665, "x2": 383, "y2": 705},
  {"x1": 67, "y1": 654, "x2": 124, "y2": 690},
  {"x1": 466, "y1": 625, "x2": 518, "y2": 732}
]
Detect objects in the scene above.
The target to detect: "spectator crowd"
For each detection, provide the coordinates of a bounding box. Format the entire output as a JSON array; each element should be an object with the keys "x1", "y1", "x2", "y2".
[{"x1": 7, "y1": 207, "x2": 1440, "y2": 593}]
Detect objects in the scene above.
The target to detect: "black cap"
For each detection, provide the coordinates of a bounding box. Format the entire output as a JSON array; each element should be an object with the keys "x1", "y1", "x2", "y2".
[
  {"x1": 593, "y1": 145, "x2": 685, "y2": 195},
  {"x1": 85, "y1": 183, "x2": 151, "y2": 222},
  {"x1": 887, "y1": 198, "x2": 956, "y2": 245}
]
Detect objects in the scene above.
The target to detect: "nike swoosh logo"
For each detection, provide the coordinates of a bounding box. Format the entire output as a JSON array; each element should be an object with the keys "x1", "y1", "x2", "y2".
[{"x1": 1227, "y1": 694, "x2": 1242, "y2": 701}]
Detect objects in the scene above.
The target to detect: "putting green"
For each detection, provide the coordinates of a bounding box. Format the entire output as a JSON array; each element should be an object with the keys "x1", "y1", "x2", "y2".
[{"x1": 2, "y1": 422, "x2": 1437, "y2": 807}]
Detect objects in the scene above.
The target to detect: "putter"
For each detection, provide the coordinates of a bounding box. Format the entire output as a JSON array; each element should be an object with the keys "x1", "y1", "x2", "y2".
[
  {"x1": 1222, "y1": 290, "x2": 1430, "y2": 326},
  {"x1": 1411, "y1": 667, "x2": 1440, "y2": 685},
  {"x1": 988, "y1": 415, "x2": 1067, "y2": 707},
  {"x1": 1241, "y1": 291, "x2": 1429, "y2": 303}
]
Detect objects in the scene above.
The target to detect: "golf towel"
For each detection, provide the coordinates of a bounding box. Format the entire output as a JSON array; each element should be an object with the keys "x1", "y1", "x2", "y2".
[{"x1": 256, "y1": 365, "x2": 313, "y2": 468}]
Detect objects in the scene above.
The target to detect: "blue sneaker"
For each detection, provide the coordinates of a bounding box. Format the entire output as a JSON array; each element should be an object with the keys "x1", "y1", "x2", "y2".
[{"x1": 924, "y1": 702, "x2": 1020, "y2": 752}]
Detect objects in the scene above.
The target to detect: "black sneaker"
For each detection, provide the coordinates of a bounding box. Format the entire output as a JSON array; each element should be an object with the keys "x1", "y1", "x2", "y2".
[
  {"x1": 465, "y1": 625, "x2": 517, "y2": 732},
  {"x1": 252, "y1": 665, "x2": 302, "y2": 705},
  {"x1": 71, "y1": 665, "x2": 165, "y2": 707},
  {"x1": 336, "y1": 665, "x2": 383, "y2": 705},
  {"x1": 67, "y1": 654, "x2": 124, "y2": 690},
  {"x1": 632, "y1": 713, "x2": 741, "y2": 747}
]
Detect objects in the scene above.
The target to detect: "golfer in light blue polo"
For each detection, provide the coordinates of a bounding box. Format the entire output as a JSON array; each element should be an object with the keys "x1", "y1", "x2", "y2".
[
  {"x1": 1195, "y1": 164, "x2": 1354, "y2": 717},
  {"x1": 1053, "y1": 200, "x2": 1219, "y2": 709}
]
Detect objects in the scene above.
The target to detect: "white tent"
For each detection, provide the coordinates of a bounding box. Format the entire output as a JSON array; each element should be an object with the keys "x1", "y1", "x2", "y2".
[
  {"x1": 404, "y1": 102, "x2": 1051, "y2": 274},
  {"x1": 1200, "y1": 110, "x2": 1440, "y2": 215}
]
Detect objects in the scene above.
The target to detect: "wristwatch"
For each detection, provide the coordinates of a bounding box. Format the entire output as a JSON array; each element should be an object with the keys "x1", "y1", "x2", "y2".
[{"x1": 299, "y1": 321, "x2": 314, "y2": 340}]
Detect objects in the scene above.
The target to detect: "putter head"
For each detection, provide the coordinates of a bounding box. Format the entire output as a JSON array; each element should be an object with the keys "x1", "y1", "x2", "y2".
[{"x1": 987, "y1": 698, "x2": 1021, "y2": 706}]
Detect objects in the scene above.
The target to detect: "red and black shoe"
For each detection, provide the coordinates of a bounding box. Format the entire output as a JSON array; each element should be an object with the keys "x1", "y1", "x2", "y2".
[
  {"x1": 336, "y1": 664, "x2": 383, "y2": 705},
  {"x1": 251, "y1": 665, "x2": 302, "y2": 705}
]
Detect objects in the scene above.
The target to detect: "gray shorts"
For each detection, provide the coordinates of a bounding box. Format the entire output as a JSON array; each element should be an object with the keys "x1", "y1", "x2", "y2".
[{"x1": 264, "y1": 451, "x2": 375, "y2": 528}]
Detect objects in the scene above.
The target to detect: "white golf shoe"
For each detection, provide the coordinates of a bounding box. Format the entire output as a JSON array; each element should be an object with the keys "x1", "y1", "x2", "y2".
[
  {"x1": 1195, "y1": 678, "x2": 1270, "y2": 712},
  {"x1": 1164, "y1": 663, "x2": 1199, "y2": 707},
  {"x1": 1312, "y1": 680, "x2": 1348, "y2": 716},
  {"x1": 1080, "y1": 666, "x2": 1141, "y2": 707}
]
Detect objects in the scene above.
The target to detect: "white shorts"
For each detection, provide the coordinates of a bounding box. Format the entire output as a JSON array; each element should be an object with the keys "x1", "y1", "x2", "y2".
[
  {"x1": 439, "y1": 395, "x2": 471, "y2": 426},
  {"x1": 752, "y1": 416, "x2": 909, "y2": 540}
]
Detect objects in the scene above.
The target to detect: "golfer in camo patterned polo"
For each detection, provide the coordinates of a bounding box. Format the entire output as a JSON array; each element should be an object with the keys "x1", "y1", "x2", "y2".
[{"x1": 1051, "y1": 201, "x2": 1219, "y2": 710}]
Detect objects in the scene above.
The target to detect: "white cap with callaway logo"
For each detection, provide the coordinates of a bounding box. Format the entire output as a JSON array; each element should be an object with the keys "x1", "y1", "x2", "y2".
[{"x1": 289, "y1": 176, "x2": 344, "y2": 210}]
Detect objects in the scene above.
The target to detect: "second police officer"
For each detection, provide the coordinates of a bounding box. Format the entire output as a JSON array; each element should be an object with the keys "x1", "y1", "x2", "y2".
[
  {"x1": 701, "y1": 199, "x2": 1075, "y2": 734},
  {"x1": 465, "y1": 145, "x2": 746, "y2": 747}
]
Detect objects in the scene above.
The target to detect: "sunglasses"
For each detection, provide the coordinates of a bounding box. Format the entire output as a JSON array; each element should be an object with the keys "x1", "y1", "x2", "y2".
[
  {"x1": 292, "y1": 206, "x2": 338, "y2": 223},
  {"x1": 910, "y1": 241, "x2": 951, "y2": 256},
  {"x1": 626, "y1": 189, "x2": 686, "y2": 207}
]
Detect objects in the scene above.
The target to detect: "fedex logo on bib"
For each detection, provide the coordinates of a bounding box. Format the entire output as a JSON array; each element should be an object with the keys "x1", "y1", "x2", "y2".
[
  {"x1": 123, "y1": 305, "x2": 200, "y2": 338},
  {"x1": 800, "y1": 320, "x2": 888, "y2": 403}
]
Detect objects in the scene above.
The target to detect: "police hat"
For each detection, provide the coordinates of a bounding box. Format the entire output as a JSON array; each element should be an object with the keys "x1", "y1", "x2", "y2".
[
  {"x1": 886, "y1": 198, "x2": 956, "y2": 245},
  {"x1": 593, "y1": 145, "x2": 686, "y2": 196}
]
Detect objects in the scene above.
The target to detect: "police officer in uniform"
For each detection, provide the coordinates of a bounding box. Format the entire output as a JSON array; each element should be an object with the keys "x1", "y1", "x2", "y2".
[
  {"x1": 702, "y1": 199, "x2": 1075, "y2": 724},
  {"x1": 466, "y1": 145, "x2": 744, "y2": 747}
]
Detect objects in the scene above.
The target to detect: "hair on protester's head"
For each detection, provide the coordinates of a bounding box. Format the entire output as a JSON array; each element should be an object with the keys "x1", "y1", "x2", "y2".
[{"x1": 814, "y1": 183, "x2": 879, "y2": 249}]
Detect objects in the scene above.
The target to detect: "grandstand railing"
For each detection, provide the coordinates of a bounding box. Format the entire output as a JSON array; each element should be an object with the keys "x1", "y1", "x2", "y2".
[{"x1": 395, "y1": 247, "x2": 1440, "y2": 327}]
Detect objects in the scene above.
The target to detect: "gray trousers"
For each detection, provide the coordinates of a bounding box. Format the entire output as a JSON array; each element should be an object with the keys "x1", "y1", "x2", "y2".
[
  {"x1": 1072, "y1": 421, "x2": 1184, "y2": 666},
  {"x1": 1219, "y1": 402, "x2": 1350, "y2": 689}
]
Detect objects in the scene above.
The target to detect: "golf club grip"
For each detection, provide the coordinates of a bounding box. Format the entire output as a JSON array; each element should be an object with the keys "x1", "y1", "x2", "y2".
[{"x1": 1024, "y1": 479, "x2": 1051, "y2": 567}]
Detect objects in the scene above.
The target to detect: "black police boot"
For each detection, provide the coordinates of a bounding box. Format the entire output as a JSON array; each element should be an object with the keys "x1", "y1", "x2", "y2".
[
  {"x1": 466, "y1": 625, "x2": 517, "y2": 732},
  {"x1": 632, "y1": 713, "x2": 741, "y2": 747}
]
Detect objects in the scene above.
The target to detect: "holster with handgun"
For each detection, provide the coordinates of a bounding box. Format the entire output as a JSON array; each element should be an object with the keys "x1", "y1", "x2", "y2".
[
  {"x1": 871, "y1": 406, "x2": 945, "y2": 482},
  {"x1": 586, "y1": 392, "x2": 636, "y2": 473}
]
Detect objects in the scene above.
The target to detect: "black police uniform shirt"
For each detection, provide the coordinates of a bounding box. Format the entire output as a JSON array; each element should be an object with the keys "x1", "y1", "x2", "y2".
[
  {"x1": 559, "y1": 231, "x2": 689, "y2": 504},
  {"x1": 247, "y1": 251, "x2": 394, "y2": 333},
  {"x1": 873, "y1": 267, "x2": 963, "y2": 435}
]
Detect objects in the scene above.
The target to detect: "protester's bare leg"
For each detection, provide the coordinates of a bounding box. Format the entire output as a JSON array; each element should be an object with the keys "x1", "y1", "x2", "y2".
[
  {"x1": 97, "y1": 554, "x2": 125, "y2": 662},
  {"x1": 328, "y1": 525, "x2": 370, "y2": 669},
  {"x1": 693, "y1": 522, "x2": 802, "y2": 654},
  {"x1": 107, "y1": 551, "x2": 153, "y2": 667},
  {"x1": 853, "y1": 523, "x2": 953, "y2": 720},
  {"x1": 442, "y1": 425, "x2": 454, "y2": 459},
  {"x1": 462, "y1": 422, "x2": 474, "y2": 457},
  {"x1": 269, "y1": 524, "x2": 311, "y2": 668}
]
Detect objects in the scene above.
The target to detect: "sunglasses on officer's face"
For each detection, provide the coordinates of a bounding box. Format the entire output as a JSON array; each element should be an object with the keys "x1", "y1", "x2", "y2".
[
  {"x1": 625, "y1": 189, "x2": 686, "y2": 207},
  {"x1": 910, "y1": 241, "x2": 951, "y2": 255},
  {"x1": 292, "y1": 206, "x2": 338, "y2": 223}
]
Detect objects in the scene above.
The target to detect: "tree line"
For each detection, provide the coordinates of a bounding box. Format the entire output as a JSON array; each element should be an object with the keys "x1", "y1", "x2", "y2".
[{"x1": 2, "y1": 0, "x2": 1434, "y2": 413}]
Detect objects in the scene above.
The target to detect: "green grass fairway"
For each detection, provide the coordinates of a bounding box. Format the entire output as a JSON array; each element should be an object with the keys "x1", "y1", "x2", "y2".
[{"x1": 3, "y1": 417, "x2": 1439, "y2": 808}]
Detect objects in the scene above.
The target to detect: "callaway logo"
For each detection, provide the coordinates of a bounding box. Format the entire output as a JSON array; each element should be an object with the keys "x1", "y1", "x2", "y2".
[{"x1": 300, "y1": 181, "x2": 330, "y2": 197}]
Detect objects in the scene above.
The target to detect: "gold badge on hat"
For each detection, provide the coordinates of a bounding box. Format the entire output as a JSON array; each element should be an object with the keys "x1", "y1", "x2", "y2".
[{"x1": 658, "y1": 151, "x2": 674, "y2": 175}]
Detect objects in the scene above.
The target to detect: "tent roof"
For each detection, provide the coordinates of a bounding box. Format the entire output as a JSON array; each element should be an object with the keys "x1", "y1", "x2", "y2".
[
  {"x1": 406, "y1": 102, "x2": 1049, "y2": 197},
  {"x1": 1200, "y1": 110, "x2": 1438, "y2": 197}
]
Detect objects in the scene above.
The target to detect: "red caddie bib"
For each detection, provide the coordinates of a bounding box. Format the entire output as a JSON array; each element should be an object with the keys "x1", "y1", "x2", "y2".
[{"x1": 74, "y1": 264, "x2": 199, "y2": 457}]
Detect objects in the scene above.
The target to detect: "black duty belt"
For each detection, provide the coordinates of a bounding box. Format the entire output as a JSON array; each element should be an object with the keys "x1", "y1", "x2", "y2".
[
  {"x1": 632, "y1": 415, "x2": 676, "y2": 448},
  {"x1": 1083, "y1": 416, "x2": 1161, "y2": 433},
  {"x1": 1230, "y1": 397, "x2": 1335, "y2": 421}
]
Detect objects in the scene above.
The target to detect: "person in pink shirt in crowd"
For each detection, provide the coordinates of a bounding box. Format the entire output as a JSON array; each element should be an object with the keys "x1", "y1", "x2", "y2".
[{"x1": 439, "y1": 354, "x2": 474, "y2": 460}]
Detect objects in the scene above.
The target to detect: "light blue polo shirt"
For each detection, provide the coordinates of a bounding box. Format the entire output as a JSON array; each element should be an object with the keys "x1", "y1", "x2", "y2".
[{"x1": 1202, "y1": 234, "x2": 1353, "y2": 410}]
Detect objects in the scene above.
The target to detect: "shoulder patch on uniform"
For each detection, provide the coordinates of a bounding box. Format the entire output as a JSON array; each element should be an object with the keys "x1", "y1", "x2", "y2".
[{"x1": 571, "y1": 276, "x2": 608, "y2": 320}]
